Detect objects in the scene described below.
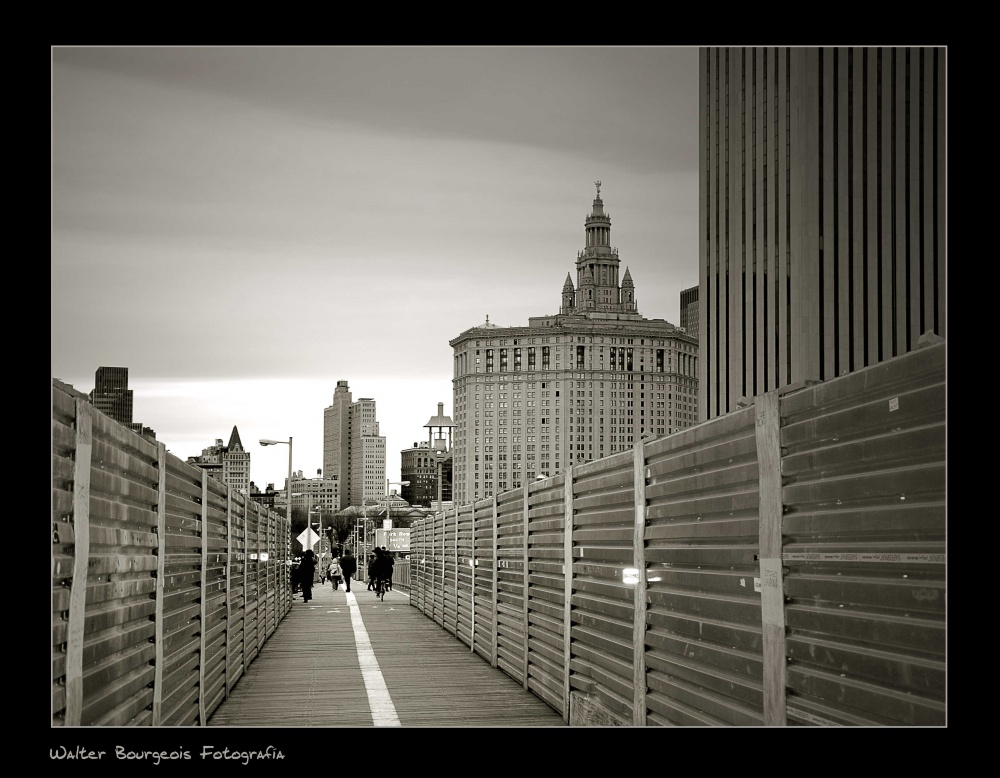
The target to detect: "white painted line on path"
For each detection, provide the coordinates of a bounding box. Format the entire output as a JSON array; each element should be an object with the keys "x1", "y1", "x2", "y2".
[{"x1": 345, "y1": 590, "x2": 401, "y2": 727}]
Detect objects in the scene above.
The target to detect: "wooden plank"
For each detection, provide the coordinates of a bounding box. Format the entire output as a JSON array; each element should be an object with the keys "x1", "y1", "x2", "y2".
[
  {"x1": 64, "y1": 399, "x2": 93, "y2": 726},
  {"x1": 632, "y1": 440, "x2": 647, "y2": 725},
  {"x1": 755, "y1": 391, "x2": 786, "y2": 726}
]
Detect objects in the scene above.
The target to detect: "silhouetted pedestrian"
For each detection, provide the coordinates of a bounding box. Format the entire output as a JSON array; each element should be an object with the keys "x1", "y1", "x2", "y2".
[
  {"x1": 367, "y1": 549, "x2": 378, "y2": 590},
  {"x1": 381, "y1": 546, "x2": 395, "y2": 591},
  {"x1": 299, "y1": 549, "x2": 317, "y2": 603},
  {"x1": 340, "y1": 548, "x2": 358, "y2": 593}
]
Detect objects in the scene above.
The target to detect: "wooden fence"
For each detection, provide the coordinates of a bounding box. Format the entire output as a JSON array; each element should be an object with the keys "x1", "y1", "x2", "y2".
[
  {"x1": 408, "y1": 342, "x2": 947, "y2": 726},
  {"x1": 51, "y1": 382, "x2": 292, "y2": 726}
]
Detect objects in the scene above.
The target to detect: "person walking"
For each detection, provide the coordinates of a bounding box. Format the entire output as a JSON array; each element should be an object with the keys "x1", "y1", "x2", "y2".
[
  {"x1": 299, "y1": 549, "x2": 317, "y2": 603},
  {"x1": 328, "y1": 555, "x2": 342, "y2": 588},
  {"x1": 366, "y1": 549, "x2": 378, "y2": 590},
  {"x1": 340, "y1": 548, "x2": 358, "y2": 593}
]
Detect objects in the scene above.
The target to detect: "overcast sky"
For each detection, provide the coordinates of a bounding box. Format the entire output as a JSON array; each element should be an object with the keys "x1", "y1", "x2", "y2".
[{"x1": 51, "y1": 45, "x2": 701, "y2": 490}]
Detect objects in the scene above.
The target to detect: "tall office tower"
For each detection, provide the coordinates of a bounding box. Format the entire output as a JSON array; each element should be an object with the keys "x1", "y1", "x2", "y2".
[
  {"x1": 323, "y1": 381, "x2": 386, "y2": 509},
  {"x1": 699, "y1": 47, "x2": 946, "y2": 421},
  {"x1": 90, "y1": 366, "x2": 133, "y2": 425},
  {"x1": 350, "y1": 397, "x2": 386, "y2": 507},
  {"x1": 680, "y1": 285, "x2": 700, "y2": 339},
  {"x1": 450, "y1": 184, "x2": 699, "y2": 504},
  {"x1": 323, "y1": 380, "x2": 352, "y2": 506},
  {"x1": 222, "y1": 425, "x2": 250, "y2": 495}
]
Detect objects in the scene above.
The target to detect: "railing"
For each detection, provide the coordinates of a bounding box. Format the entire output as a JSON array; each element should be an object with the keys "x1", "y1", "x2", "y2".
[
  {"x1": 52, "y1": 381, "x2": 292, "y2": 726},
  {"x1": 392, "y1": 559, "x2": 411, "y2": 592},
  {"x1": 407, "y1": 342, "x2": 947, "y2": 726}
]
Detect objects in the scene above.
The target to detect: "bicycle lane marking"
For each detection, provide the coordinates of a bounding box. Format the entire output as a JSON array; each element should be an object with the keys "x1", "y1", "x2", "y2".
[{"x1": 345, "y1": 590, "x2": 401, "y2": 726}]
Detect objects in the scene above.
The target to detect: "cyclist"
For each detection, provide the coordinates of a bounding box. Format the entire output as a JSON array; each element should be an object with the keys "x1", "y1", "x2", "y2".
[
  {"x1": 381, "y1": 546, "x2": 395, "y2": 591},
  {"x1": 370, "y1": 547, "x2": 390, "y2": 600}
]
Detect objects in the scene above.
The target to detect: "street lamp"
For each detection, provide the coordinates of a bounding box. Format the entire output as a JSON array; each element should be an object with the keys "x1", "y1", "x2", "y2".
[{"x1": 260, "y1": 436, "x2": 293, "y2": 522}]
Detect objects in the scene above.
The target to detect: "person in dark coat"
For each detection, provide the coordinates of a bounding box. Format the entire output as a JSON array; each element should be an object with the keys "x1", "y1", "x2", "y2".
[
  {"x1": 369, "y1": 547, "x2": 389, "y2": 598},
  {"x1": 299, "y1": 549, "x2": 317, "y2": 603},
  {"x1": 367, "y1": 550, "x2": 378, "y2": 590},
  {"x1": 340, "y1": 548, "x2": 358, "y2": 593},
  {"x1": 381, "y1": 546, "x2": 395, "y2": 591}
]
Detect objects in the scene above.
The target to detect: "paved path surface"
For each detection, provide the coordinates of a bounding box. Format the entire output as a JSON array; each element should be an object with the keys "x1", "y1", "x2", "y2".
[{"x1": 208, "y1": 580, "x2": 566, "y2": 728}]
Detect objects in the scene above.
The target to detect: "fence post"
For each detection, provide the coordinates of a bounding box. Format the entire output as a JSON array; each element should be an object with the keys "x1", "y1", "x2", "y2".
[
  {"x1": 522, "y1": 485, "x2": 530, "y2": 691},
  {"x1": 755, "y1": 391, "x2": 787, "y2": 726},
  {"x1": 151, "y1": 441, "x2": 167, "y2": 725},
  {"x1": 260, "y1": 507, "x2": 266, "y2": 647},
  {"x1": 470, "y1": 507, "x2": 476, "y2": 652},
  {"x1": 562, "y1": 466, "x2": 574, "y2": 724},
  {"x1": 491, "y1": 494, "x2": 499, "y2": 669},
  {"x1": 225, "y1": 489, "x2": 232, "y2": 698},
  {"x1": 454, "y1": 504, "x2": 459, "y2": 630},
  {"x1": 199, "y1": 471, "x2": 209, "y2": 725},
  {"x1": 65, "y1": 399, "x2": 93, "y2": 726},
  {"x1": 242, "y1": 501, "x2": 249, "y2": 678},
  {"x1": 431, "y1": 510, "x2": 436, "y2": 621},
  {"x1": 632, "y1": 440, "x2": 648, "y2": 726}
]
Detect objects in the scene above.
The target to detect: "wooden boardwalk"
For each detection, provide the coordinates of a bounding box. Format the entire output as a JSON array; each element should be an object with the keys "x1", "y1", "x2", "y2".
[{"x1": 208, "y1": 580, "x2": 566, "y2": 728}]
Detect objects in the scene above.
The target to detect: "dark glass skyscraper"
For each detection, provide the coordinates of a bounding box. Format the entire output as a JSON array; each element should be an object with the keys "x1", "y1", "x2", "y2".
[{"x1": 89, "y1": 366, "x2": 133, "y2": 425}]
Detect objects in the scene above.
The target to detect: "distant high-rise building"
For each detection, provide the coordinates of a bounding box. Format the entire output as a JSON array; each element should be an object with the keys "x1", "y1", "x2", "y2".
[
  {"x1": 223, "y1": 426, "x2": 250, "y2": 495},
  {"x1": 401, "y1": 442, "x2": 453, "y2": 508},
  {"x1": 450, "y1": 184, "x2": 698, "y2": 504},
  {"x1": 188, "y1": 438, "x2": 225, "y2": 479},
  {"x1": 680, "y1": 285, "x2": 700, "y2": 340},
  {"x1": 90, "y1": 366, "x2": 133, "y2": 425},
  {"x1": 281, "y1": 470, "x2": 339, "y2": 515},
  {"x1": 89, "y1": 366, "x2": 156, "y2": 440},
  {"x1": 699, "y1": 47, "x2": 946, "y2": 421},
  {"x1": 323, "y1": 381, "x2": 386, "y2": 509},
  {"x1": 187, "y1": 425, "x2": 250, "y2": 494}
]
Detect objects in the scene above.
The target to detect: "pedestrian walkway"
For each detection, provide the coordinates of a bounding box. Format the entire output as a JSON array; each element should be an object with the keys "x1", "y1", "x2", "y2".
[{"x1": 208, "y1": 578, "x2": 566, "y2": 727}]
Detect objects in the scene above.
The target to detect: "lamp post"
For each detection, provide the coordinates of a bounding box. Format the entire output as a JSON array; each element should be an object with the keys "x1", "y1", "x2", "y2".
[
  {"x1": 260, "y1": 436, "x2": 293, "y2": 523},
  {"x1": 310, "y1": 504, "x2": 324, "y2": 581},
  {"x1": 261, "y1": 437, "x2": 292, "y2": 595}
]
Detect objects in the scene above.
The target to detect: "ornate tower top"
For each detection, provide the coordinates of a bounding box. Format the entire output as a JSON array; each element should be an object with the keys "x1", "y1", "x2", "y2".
[{"x1": 558, "y1": 184, "x2": 639, "y2": 317}]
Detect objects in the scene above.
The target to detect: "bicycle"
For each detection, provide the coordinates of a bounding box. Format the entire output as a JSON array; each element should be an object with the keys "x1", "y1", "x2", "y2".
[{"x1": 374, "y1": 577, "x2": 388, "y2": 601}]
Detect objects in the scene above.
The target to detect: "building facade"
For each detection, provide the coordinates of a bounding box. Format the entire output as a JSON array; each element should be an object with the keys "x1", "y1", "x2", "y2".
[
  {"x1": 400, "y1": 441, "x2": 453, "y2": 508},
  {"x1": 186, "y1": 426, "x2": 251, "y2": 494},
  {"x1": 699, "y1": 47, "x2": 946, "y2": 421},
  {"x1": 283, "y1": 471, "x2": 339, "y2": 515},
  {"x1": 221, "y1": 426, "x2": 250, "y2": 495},
  {"x1": 450, "y1": 184, "x2": 699, "y2": 504},
  {"x1": 323, "y1": 381, "x2": 386, "y2": 509}
]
